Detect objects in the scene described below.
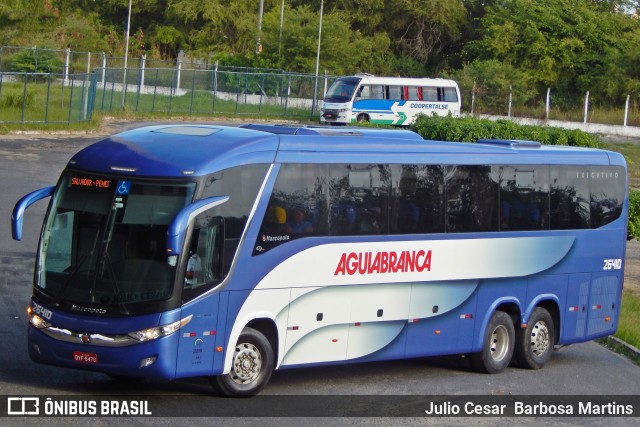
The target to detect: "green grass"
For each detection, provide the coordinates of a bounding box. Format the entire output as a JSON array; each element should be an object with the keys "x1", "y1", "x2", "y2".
[
  {"x1": 616, "y1": 293, "x2": 640, "y2": 349},
  {"x1": 484, "y1": 103, "x2": 640, "y2": 127},
  {"x1": 0, "y1": 79, "x2": 93, "y2": 125},
  {"x1": 602, "y1": 142, "x2": 640, "y2": 190},
  {"x1": 0, "y1": 80, "x2": 317, "y2": 133},
  {"x1": 94, "y1": 87, "x2": 315, "y2": 121}
]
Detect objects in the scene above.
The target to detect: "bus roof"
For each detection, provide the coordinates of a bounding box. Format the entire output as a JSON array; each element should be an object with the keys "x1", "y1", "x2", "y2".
[
  {"x1": 67, "y1": 124, "x2": 624, "y2": 178},
  {"x1": 346, "y1": 75, "x2": 459, "y2": 88}
]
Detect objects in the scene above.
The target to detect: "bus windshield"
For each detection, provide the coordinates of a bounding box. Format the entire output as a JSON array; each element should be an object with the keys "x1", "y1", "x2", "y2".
[
  {"x1": 37, "y1": 173, "x2": 196, "y2": 316},
  {"x1": 324, "y1": 77, "x2": 361, "y2": 103}
]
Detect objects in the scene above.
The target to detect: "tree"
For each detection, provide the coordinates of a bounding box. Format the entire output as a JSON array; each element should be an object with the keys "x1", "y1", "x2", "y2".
[
  {"x1": 384, "y1": 0, "x2": 467, "y2": 72},
  {"x1": 170, "y1": 0, "x2": 266, "y2": 56},
  {"x1": 259, "y1": 4, "x2": 392, "y2": 75},
  {"x1": 467, "y1": 0, "x2": 638, "y2": 104}
]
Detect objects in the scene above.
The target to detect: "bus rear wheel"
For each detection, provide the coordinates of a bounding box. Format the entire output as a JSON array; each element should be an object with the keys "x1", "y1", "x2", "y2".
[
  {"x1": 515, "y1": 307, "x2": 554, "y2": 369},
  {"x1": 471, "y1": 310, "x2": 515, "y2": 374},
  {"x1": 210, "y1": 327, "x2": 274, "y2": 397}
]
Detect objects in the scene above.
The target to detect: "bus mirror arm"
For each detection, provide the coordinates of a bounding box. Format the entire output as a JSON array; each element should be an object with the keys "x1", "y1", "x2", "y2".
[
  {"x1": 167, "y1": 195, "x2": 230, "y2": 255},
  {"x1": 12, "y1": 186, "x2": 55, "y2": 241}
]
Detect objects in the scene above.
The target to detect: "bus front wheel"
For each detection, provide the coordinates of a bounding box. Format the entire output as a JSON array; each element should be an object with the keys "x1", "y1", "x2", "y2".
[
  {"x1": 210, "y1": 327, "x2": 274, "y2": 396},
  {"x1": 356, "y1": 114, "x2": 369, "y2": 123},
  {"x1": 471, "y1": 310, "x2": 515, "y2": 374},
  {"x1": 514, "y1": 307, "x2": 554, "y2": 369}
]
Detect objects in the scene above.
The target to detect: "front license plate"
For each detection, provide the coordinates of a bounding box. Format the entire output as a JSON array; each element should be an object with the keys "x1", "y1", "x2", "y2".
[{"x1": 73, "y1": 351, "x2": 98, "y2": 364}]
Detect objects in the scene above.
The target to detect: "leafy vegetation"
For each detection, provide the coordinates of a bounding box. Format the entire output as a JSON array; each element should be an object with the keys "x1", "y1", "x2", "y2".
[
  {"x1": 9, "y1": 49, "x2": 63, "y2": 73},
  {"x1": 411, "y1": 114, "x2": 601, "y2": 147},
  {"x1": 629, "y1": 190, "x2": 640, "y2": 239}
]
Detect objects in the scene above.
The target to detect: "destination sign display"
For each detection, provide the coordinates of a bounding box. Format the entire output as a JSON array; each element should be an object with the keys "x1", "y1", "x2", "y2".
[{"x1": 70, "y1": 176, "x2": 113, "y2": 189}]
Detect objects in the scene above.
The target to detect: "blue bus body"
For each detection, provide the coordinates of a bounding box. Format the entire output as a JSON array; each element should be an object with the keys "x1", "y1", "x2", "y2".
[{"x1": 13, "y1": 125, "x2": 628, "y2": 395}]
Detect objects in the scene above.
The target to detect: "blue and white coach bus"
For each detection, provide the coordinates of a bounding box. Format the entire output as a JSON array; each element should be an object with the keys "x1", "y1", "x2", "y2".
[
  {"x1": 320, "y1": 74, "x2": 461, "y2": 126},
  {"x1": 12, "y1": 124, "x2": 627, "y2": 396}
]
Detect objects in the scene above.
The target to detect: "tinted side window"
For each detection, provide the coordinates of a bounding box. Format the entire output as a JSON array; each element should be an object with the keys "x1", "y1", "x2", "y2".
[
  {"x1": 550, "y1": 167, "x2": 590, "y2": 230},
  {"x1": 328, "y1": 164, "x2": 390, "y2": 236},
  {"x1": 407, "y1": 87, "x2": 420, "y2": 101},
  {"x1": 446, "y1": 165, "x2": 500, "y2": 232},
  {"x1": 390, "y1": 165, "x2": 445, "y2": 234},
  {"x1": 200, "y1": 164, "x2": 269, "y2": 267},
  {"x1": 370, "y1": 85, "x2": 384, "y2": 100},
  {"x1": 423, "y1": 87, "x2": 438, "y2": 102},
  {"x1": 590, "y1": 166, "x2": 625, "y2": 228},
  {"x1": 387, "y1": 85, "x2": 403, "y2": 100},
  {"x1": 500, "y1": 166, "x2": 549, "y2": 231},
  {"x1": 443, "y1": 87, "x2": 458, "y2": 102},
  {"x1": 254, "y1": 164, "x2": 327, "y2": 255}
]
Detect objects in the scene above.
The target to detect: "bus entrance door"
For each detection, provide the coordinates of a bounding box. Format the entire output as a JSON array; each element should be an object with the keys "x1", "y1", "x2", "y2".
[{"x1": 175, "y1": 294, "x2": 221, "y2": 378}]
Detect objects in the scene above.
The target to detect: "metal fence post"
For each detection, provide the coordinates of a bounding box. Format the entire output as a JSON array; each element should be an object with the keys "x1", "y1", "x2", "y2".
[
  {"x1": 140, "y1": 54, "x2": 146, "y2": 91},
  {"x1": 583, "y1": 91, "x2": 590, "y2": 124},
  {"x1": 471, "y1": 80, "x2": 476, "y2": 115},
  {"x1": 508, "y1": 85, "x2": 512, "y2": 118},
  {"x1": 101, "y1": 52, "x2": 106, "y2": 86},
  {"x1": 64, "y1": 48, "x2": 70, "y2": 86},
  {"x1": 45, "y1": 73, "x2": 52, "y2": 123},
  {"x1": 545, "y1": 88, "x2": 551, "y2": 121},
  {"x1": 68, "y1": 74, "x2": 75, "y2": 124},
  {"x1": 624, "y1": 94, "x2": 630, "y2": 126},
  {"x1": 87, "y1": 71, "x2": 97, "y2": 120},
  {"x1": 175, "y1": 61, "x2": 182, "y2": 95},
  {"x1": 21, "y1": 73, "x2": 27, "y2": 124},
  {"x1": 211, "y1": 61, "x2": 218, "y2": 113}
]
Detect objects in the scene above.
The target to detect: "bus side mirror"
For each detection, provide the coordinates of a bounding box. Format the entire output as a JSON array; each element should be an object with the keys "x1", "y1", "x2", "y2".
[
  {"x1": 166, "y1": 195, "x2": 229, "y2": 255},
  {"x1": 12, "y1": 186, "x2": 55, "y2": 241}
]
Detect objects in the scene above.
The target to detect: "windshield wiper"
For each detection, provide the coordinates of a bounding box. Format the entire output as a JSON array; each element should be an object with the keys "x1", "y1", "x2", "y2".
[{"x1": 52, "y1": 228, "x2": 101, "y2": 306}]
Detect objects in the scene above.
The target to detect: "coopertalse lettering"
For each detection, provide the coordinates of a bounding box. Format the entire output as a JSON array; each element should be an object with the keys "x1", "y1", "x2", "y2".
[{"x1": 334, "y1": 249, "x2": 432, "y2": 276}]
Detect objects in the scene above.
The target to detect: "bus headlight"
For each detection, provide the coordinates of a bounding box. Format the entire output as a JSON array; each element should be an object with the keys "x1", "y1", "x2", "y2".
[
  {"x1": 127, "y1": 315, "x2": 192, "y2": 342},
  {"x1": 29, "y1": 313, "x2": 51, "y2": 329}
]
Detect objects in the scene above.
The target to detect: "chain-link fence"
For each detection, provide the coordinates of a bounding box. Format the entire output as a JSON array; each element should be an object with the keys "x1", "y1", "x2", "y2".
[
  {"x1": 3, "y1": 45, "x2": 639, "y2": 127},
  {"x1": 93, "y1": 66, "x2": 336, "y2": 120},
  {"x1": 460, "y1": 81, "x2": 640, "y2": 127},
  {"x1": 0, "y1": 72, "x2": 94, "y2": 124}
]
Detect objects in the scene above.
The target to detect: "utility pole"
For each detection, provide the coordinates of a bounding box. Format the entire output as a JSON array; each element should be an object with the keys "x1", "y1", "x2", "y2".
[
  {"x1": 311, "y1": 0, "x2": 324, "y2": 115},
  {"x1": 121, "y1": 0, "x2": 132, "y2": 109},
  {"x1": 256, "y1": 0, "x2": 264, "y2": 54}
]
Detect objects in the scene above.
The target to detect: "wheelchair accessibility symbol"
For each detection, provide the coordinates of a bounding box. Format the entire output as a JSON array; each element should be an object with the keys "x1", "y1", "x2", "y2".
[{"x1": 116, "y1": 180, "x2": 131, "y2": 195}]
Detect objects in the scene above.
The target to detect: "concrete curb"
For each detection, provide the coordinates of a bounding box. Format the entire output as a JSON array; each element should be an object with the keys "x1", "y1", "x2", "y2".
[{"x1": 604, "y1": 335, "x2": 640, "y2": 359}]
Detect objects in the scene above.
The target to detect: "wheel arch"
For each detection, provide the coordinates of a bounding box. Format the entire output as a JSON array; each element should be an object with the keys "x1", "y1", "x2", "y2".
[
  {"x1": 245, "y1": 317, "x2": 279, "y2": 366},
  {"x1": 525, "y1": 296, "x2": 561, "y2": 345},
  {"x1": 474, "y1": 297, "x2": 522, "y2": 351},
  {"x1": 356, "y1": 113, "x2": 370, "y2": 122}
]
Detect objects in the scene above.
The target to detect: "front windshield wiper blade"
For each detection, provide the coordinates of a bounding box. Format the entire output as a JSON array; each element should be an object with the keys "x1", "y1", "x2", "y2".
[
  {"x1": 52, "y1": 227, "x2": 101, "y2": 306},
  {"x1": 90, "y1": 201, "x2": 130, "y2": 315}
]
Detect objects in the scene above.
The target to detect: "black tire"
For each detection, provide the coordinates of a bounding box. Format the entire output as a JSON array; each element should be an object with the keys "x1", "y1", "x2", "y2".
[
  {"x1": 210, "y1": 327, "x2": 274, "y2": 397},
  {"x1": 356, "y1": 114, "x2": 369, "y2": 123},
  {"x1": 515, "y1": 307, "x2": 555, "y2": 369},
  {"x1": 471, "y1": 310, "x2": 515, "y2": 374}
]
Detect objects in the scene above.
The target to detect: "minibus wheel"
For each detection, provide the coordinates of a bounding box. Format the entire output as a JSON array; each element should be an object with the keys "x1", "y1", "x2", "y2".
[
  {"x1": 514, "y1": 307, "x2": 554, "y2": 369},
  {"x1": 356, "y1": 114, "x2": 369, "y2": 123},
  {"x1": 471, "y1": 310, "x2": 515, "y2": 374},
  {"x1": 210, "y1": 327, "x2": 274, "y2": 396}
]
